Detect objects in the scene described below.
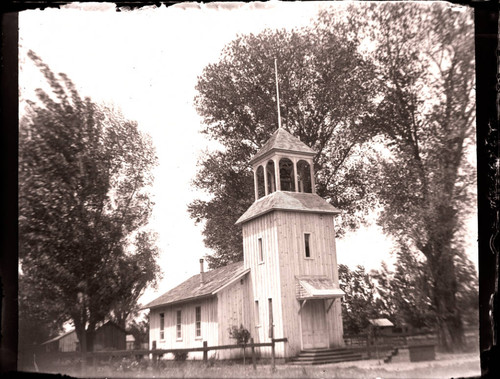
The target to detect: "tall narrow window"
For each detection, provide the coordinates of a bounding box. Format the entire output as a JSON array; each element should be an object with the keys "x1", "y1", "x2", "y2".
[
  {"x1": 159, "y1": 313, "x2": 165, "y2": 340},
  {"x1": 254, "y1": 300, "x2": 260, "y2": 326},
  {"x1": 195, "y1": 306, "x2": 201, "y2": 338},
  {"x1": 304, "y1": 233, "x2": 311, "y2": 258},
  {"x1": 258, "y1": 237, "x2": 263, "y2": 262},
  {"x1": 268, "y1": 298, "x2": 274, "y2": 339},
  {"x1": 176, "y1": 310, "x2": 182, "y2": 340}
]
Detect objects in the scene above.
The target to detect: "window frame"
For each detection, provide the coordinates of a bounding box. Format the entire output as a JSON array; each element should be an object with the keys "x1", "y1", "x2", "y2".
[
  {"x1": 258, "y1": 236, "x2": 264, "y2": 264},
  {"x1": 159, "y1": 312, "x2": 165, "y2": 341},
  {"x1": 254, "y1": 300, "x2": 260, "y2": 327},
  {"x1": 175, "y1": 309, "x2": 182, "y2": 341},
  {"x1": 304, "y1": 232, "x2": 313, "y2": 259},
  {"x1": 195, "y1": 306, "x2": 202, "y2": 339}
]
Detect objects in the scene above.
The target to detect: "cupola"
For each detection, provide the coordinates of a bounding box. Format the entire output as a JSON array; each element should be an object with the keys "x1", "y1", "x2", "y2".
[{"x1": 250, "y1": 128, "x2": 317, "y2": 201}]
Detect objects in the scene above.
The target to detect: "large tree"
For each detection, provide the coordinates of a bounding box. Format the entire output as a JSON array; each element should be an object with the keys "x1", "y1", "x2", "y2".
[
  {"x1": 19, "y1": 51, "x2": 161, "y2": 352},
  {"x1": 338, "y1": 264, "x2": 388, "y2": 335},
  {"x1": 326, "y1": 2, "x2": 476, "y2": 351},
  {"x1": 189, "y1": 22, "x2": 380, "y2": 268}
]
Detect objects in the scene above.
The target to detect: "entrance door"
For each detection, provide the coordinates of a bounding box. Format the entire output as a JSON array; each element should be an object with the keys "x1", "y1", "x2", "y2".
[{"x1": 301, "y1": 300, "x2": 328, "y2": 349}]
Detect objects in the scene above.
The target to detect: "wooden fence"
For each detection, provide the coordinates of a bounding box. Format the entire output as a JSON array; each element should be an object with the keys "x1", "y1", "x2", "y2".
[{"x1": 29, "y1": 337, "x2": 288, "y2": 374}]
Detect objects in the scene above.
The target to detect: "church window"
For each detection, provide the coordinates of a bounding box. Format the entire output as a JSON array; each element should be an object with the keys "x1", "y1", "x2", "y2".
[
  {"x1": 297, "y1": 160, "x2": 312, "y2": 193},
  {"x1": 176, "y1": 310, "x2": 182, "y2": 340},
  {"x1": 266, "y1": 160, "x2": 276, "y2": 193},
  {"x1": 254, "y1": 300, "x2": 260, "y2": 326},
  {"x1": 256, "y1": 165, "x2": 265, "y2": 198},
  {"x1": 258, "y1": 237, "x2": 263, "y2": 262},
  {"x1": 159, "y1": 313, "x2": 165, "y2": 340},
  {"x1": 195, "y1": 306, "x2": 201, "y2": 338},
  {"x1": 304, "y1": 233, "x2": 311, "y2": 258},
  {"x1": 279, "y1": 158, "x2": 295, "y2": 192}
]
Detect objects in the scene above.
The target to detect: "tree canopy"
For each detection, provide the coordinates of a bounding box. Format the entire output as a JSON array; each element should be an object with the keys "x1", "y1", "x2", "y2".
[
  {"x1": 344, "y1": 2, "x2": 476, "y2": 351},
  {"x1": 190, "y1": 2, "x2": 476, "y2": 352},
  {"x1": 19, "y1": 51, "x2": 161, "y2": 351},
  {"x1": 189, "y1": 19, "x2": 380, "y2": 268}
]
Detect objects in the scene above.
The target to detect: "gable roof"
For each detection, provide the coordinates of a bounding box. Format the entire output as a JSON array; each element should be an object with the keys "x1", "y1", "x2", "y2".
[
  {"x1": 236, "y1": 191, "x2": 341, "y2": 225},
  {"x1": 143, "y1": 261, "x2": 249, "y2": 309},
  {"x1": 250, "y1": 128, "x2": 316, "y2": 165},
  {"x1": 41, "y1": 329, "x2": 76, "y2": 345}
]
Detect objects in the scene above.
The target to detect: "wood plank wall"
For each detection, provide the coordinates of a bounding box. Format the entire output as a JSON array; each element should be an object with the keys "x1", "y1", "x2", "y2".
[
  {"x1": 216, "y1": 275, "x2": 252, "y2": 359},
  {"x1": 275, "y1": 211, "x2": 344, "y2": 355},
  {"x1": 242, "y1": 212, "x2": 285, "y2": 358},
  {"x1": 149, "y1": 296, "x2": 218, "y2": 359}
]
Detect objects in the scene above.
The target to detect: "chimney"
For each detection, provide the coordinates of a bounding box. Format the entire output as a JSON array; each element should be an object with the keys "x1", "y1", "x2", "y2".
[{"x1": 199, "y1": 258, "x2": 205, "y2": 284}]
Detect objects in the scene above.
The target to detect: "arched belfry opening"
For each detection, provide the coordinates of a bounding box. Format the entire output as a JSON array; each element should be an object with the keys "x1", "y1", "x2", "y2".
[
  {"x1": 279, "y1": 158, "x2": 295, "y2": 192},
  {"x1": 297, "y1": 160, "x2": 312, "y2": 193},
  {"x1": 256, "y1": 166, "x2": 265, "y2": 199},
  {"x1": 250, "y1": 129, "x2": 317, "y2": 201},
  {"x1": 266, "y1": 160, "x2": 276, "y2": 194}
]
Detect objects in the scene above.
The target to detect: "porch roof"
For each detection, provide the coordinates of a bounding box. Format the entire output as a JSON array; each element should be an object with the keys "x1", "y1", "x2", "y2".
[{"x1": 296, "y1": 276, "x2": 345, "y2": 300}]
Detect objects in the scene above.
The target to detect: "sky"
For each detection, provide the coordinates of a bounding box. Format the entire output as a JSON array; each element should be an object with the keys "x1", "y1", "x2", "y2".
[{"x1": 19, "y1": 1, "x2": 477, "y2": 307}]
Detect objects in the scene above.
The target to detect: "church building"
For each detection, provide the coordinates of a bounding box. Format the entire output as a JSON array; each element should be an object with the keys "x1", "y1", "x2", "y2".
[{"x1": 144, "y1": 128, "x2": 345, "y2": 360}]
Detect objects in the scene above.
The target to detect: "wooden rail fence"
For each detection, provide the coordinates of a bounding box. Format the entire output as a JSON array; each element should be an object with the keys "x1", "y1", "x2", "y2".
[{"x1": 31, "y1": 337, "x2": 288, "y2": 374}]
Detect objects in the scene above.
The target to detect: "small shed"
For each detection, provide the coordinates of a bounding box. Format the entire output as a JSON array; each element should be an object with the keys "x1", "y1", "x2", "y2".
[
  {"x1": 40, "y1": 321, "x2": 126, "y2": 352},
  {"x1": 368, "y1": 318, "x2": 394, "y2": 336}
]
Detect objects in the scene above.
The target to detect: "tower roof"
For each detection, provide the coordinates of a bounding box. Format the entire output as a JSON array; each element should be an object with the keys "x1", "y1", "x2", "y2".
[
  {"x1": 235, "y1": 191, "x2": 340, "y2": 225},
  {"x1": 250, "y1": 128, "x2": 316, "y2": 165}
]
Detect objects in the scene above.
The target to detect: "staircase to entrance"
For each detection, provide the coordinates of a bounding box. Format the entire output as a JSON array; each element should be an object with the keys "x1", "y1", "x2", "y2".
[{"x1": 289, "y1": 347, "x2": 363, "y2": 365}]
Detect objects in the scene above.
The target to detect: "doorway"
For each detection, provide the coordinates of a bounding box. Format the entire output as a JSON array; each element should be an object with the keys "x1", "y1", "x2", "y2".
[{"x1": 301, "y1": 299, "x2": 328, "y2": 349}]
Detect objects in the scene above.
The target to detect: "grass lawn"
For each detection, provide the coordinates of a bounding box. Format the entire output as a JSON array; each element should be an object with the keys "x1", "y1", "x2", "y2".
[{"x1": 37, "y1": 351, "x2": 480, "y2": 378}]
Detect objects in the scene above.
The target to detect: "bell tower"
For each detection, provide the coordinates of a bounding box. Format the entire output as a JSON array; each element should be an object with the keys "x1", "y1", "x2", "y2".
[
  {"x1": 250, "y1": 128, "x2": 316, "y2": 200},
  {"x1": 236, "y1": 128, "x2": 345, "y2": 358}
]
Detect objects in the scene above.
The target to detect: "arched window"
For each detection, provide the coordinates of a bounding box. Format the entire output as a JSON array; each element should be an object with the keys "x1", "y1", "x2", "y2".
[
  {"x1": 279, "y1": 158, "x2": 295, "y2": 192},
  {"x1": 266, "y1": 160, "x2": 276, "y2": 194},
  {"x1": 256, "y1": 165, "x2": 265, "y2": 199},
  {"x1": 297, "y1": 160, "x2": 312, "y2": 193}
]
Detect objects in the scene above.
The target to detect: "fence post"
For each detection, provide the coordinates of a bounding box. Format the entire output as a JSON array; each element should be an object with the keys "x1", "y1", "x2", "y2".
[
  {"x1": 203, "y1": 341, "x2": 208, "y2": 361},
  {"x1": 250, "y1": 338, "x2": 256, "y2": 370},
  {"x1": 91, "y1": 353, "x2": 96, "y2": 374},
  {"x1": 271, "y1": 338, "x2": 275, "y2": 371},
  {"x1": 152, "y1": 341, "x2": 157, "y2": 370}
]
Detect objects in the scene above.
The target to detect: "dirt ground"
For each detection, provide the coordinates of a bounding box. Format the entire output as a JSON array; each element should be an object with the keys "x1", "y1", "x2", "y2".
[{"x1": 35, "y1": 351, "x2": 481, "y2": 378}]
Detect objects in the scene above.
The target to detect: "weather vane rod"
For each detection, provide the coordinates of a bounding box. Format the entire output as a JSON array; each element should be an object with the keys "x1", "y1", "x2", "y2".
[{"x1": 274, "y1": 58, "x2": 282, "y2": 130}]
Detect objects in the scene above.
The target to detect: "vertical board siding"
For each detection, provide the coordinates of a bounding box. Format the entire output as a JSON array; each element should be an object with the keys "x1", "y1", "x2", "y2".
[
  {"x1": 242, "y1": 212, "x2": 285, "y2": 358},
  {"x1": 217, "y1": 275, "x2": 252, "y2": 359},
  {"x1": 276, "y1": 211, "x2": 344, "y2": 355},
  {"x1": 149, "y1": 297, "x2": 218, "y2": 360}
]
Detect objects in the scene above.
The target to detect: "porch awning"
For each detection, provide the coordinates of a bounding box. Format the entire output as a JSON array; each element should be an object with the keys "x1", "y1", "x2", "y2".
[{"x1": 296, "y1": 276, "x2": 345, "y2": 300}]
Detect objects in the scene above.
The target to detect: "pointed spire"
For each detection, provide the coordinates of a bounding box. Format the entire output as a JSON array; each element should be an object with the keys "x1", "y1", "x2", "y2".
[{"x1": 274, "y1": 58, "x2": 282, "y2": 130}]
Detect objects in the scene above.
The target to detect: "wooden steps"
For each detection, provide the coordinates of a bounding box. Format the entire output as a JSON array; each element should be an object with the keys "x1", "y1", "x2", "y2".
[{"x1": 289, "y1": 348, "x2": 364, "y2": 365}]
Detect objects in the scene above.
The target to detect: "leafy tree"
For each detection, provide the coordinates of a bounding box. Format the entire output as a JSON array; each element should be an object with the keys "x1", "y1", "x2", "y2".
[
  {"x1": 334, "y1": 2, "x2": 476, "y2": 351},
  {"x1": 127, "y1": 313, "x2": 149, "y2": 349},
  {"x1": 189, "y1": 22, "x2": 380, "y2": 268},
  {"x1": 18, "y1": 273, "x2": 64, "y2": 350},
  {"x1": 338, "y1": 264, "x2": 388, "y2": 335},
  {"x1": 19, "y1": 51, "x2": 161, "y2": 352}
]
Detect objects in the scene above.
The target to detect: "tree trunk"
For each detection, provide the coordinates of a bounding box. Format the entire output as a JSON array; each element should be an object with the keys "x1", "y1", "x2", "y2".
[{"x1": 430, "y1": 253, "x2": 465, "y2": 352}]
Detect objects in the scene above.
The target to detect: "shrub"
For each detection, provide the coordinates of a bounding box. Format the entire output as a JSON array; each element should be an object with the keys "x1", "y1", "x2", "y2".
[
  {"x1": 228, "y1": 324, "x2": 251, "y2": 345},
  {"x1": 173, "y1": 351, "x2": 188, "y2": 361}
]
